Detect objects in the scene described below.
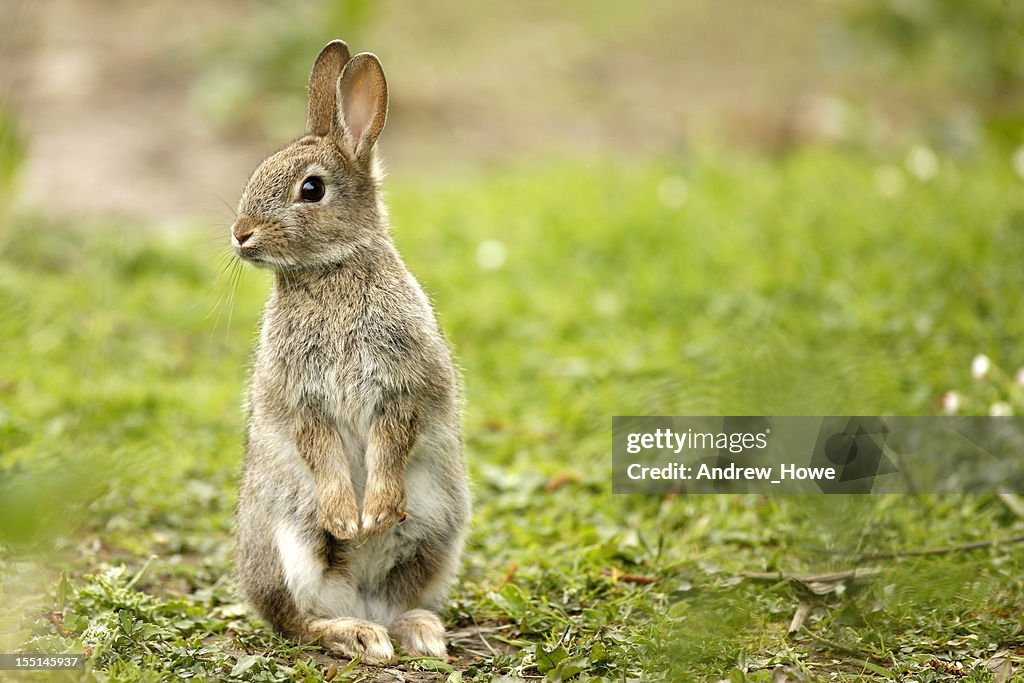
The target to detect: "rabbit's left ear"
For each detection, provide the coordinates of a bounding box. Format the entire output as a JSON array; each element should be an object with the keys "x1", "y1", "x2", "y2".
[
  {"x1": 335, "y1": 53, "x2": 388, "y2": 161},
  {"x1": 306, "y1": 40, "x2": 351, "y2": 136}
]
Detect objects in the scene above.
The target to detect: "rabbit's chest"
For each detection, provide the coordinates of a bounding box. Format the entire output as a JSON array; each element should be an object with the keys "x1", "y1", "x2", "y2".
[
  {"x1": 267, "y1": 315, "x2": 401, "y2": 415},
  {"x1": 260, "y1": 287, "x2": 431, "y2": 434},
  {"x1": 277, "y1": 330, "x2": 381, "y2": 407}
]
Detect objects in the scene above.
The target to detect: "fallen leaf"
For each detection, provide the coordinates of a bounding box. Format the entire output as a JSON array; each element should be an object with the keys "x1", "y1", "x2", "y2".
[{"x1": 545, "y1": 473, "x2": 579, "y2": 492}]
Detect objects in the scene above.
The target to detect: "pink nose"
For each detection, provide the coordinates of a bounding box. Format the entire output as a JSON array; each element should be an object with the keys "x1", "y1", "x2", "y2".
[{"x1": 232, "y1": 215, "x2": 258, "y2": 245}]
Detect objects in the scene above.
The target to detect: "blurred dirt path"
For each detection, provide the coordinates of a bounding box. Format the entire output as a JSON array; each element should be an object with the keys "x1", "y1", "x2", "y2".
[
  {"x1": 0, "y1": 0, "x2": 847, "y2": 228},
  {"x1": 0, "y1": 0, "x2": 259, "y2": 228}
]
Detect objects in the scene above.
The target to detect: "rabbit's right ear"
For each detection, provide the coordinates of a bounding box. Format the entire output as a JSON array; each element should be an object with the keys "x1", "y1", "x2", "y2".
[
  {"x1": 335, "y1": 53, "x2": 388, "y2": 162},
  {"x1": 306, "y1": 40, "x2": 351, "y2": 136}
]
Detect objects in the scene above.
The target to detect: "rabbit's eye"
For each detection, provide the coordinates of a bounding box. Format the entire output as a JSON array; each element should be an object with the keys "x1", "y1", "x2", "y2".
[{"x1": 299, "y1": 176, "x2": 325, "y2": 202}]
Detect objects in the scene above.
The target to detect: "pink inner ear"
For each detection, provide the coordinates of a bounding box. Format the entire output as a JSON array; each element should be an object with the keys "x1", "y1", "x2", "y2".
[{"x1": 344, "y1": 72, "x2": 376, "y2": 150}]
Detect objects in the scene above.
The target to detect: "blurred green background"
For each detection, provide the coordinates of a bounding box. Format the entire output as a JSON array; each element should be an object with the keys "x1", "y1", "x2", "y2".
[{"x1": 1, "y1": 1, "x2": 1024, "y2": 681}]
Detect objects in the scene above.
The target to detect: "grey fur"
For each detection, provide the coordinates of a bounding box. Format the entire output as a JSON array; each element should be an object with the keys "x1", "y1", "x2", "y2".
[{"x1": 232, "y1": 41, "x2": 470, "y2": 664}]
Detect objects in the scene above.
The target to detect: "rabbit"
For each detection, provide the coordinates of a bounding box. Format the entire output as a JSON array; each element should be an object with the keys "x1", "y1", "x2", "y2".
[{"x1": 232, "y1": 39, "x2": 471, "y2": 665}]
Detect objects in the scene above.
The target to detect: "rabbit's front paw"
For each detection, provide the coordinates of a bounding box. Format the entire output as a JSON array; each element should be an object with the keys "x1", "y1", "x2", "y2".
[
  {"x1": 360, "y1": 480, "x2": 406, "y2": 536},
  {"x1": 317, "y1": 484, "x2": 360, "y2": 540}
]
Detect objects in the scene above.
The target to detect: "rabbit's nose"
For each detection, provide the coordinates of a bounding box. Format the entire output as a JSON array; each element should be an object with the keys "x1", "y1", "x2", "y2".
[{"x1": 232, "y1": 215, "x2": 258, "y2": 246}]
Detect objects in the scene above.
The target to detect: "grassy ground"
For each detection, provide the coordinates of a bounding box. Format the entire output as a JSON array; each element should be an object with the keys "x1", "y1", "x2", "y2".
[{"x1": 2, "y1": 145, "x2": 1024, "y2": 681}]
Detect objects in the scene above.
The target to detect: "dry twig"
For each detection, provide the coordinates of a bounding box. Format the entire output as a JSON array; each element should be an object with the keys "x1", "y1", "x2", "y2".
[
  {"x1": 856, "y1": 533, "x2": 1024, "y2": 560},
  {"x1": 741, "y1": 568, "x2": 881, "y2": 583}
]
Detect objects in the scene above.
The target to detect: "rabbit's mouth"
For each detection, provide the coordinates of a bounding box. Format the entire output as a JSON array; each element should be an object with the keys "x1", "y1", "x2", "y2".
[
  {"x1": 234, "y1": 244, "x2": 295, "y2": 271},
  {"x1": 233, "y1": 240, "x2": 266, "y2": 265},
  {"x1": 231, "y1": 215, "x2": 284, "y2": 266},
  {"x1": 234, "y1": 247, "x2": 277, "y2": 268},
  {"x1": 232, "y1": 236, "x2": 274, "y2": 267},
  {"x1": 235, "y1": 248, "x2": 261, "y2": 264}
]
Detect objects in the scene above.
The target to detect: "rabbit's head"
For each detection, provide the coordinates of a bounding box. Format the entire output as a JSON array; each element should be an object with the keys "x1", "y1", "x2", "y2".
[{"x1": 231, "y1": 40, "x2": 389, "y2": 269}]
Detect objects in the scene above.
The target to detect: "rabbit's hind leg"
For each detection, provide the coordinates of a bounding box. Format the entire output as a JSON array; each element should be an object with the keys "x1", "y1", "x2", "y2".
[
  {"x1": 275, "y1": 526, "x2": 398, "y2": 663},
  {"x1": 277, "y1": 525, "x2": 397, "y2": 663},
  {"x1": 240, "y1": 507, "x2": 397, "y2": 663},
  {"x1": 379, "y1": 528, "x2": 463, "y2": 658}
]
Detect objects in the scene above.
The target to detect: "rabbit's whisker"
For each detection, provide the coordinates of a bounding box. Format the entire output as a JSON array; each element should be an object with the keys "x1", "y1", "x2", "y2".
[
  {"x1": 205, "y1": 253, "x2": 243, "y2": 342},
  {"x1": 197, "y1": 250, "x2": 236, "y2": 317},
  {"x1": 224, "y1": 259, "x2": 244, "y2": 343},
  {"x1": 215, "y1": 194, "x2": 238, "y2": 220}
]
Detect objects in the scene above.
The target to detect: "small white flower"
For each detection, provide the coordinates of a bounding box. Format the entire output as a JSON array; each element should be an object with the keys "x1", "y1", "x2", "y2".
[
  {"x1": 592, "y1": 290, "x2": 621, "y2": 317},
  {"x1": 1016, "y1": 368, "x2": 1024, "y2": 386},
  {"x1": 657, "y1": 175, "x2": 689, "y2": 209},
  {"x1": 942, "y1": 391, "x2": 961, "y2": 414},
  {"x1": 906, "y1": 145, "x2": 939, "y2": 181},
  {"x1": 989, "y1": 401, "x2": 1013, "y2": 417},
  {"x1": 875, "y1": 165, "x2": 905, "y2": 198},
  {"x1": 971, "y1": 353, "x2": 991, "y2": 380},
  {"x1": 1013, "y1": 145, "x2": 1024, "y2": 181},
  {"x1": 557, "y1": 356, "x2": 589, "y2": 377},
  {"x1": 476, "y1": 239, "x2": 507, "y2": 270}
]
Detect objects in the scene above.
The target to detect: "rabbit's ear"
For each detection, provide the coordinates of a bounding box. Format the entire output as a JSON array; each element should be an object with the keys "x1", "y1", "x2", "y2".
[
  {"x1": 336, "y1": 53, "x2": 388, "y2": 161},
  {"x1": 306, "y1": 40, "x2": 351, "y2": 136}
]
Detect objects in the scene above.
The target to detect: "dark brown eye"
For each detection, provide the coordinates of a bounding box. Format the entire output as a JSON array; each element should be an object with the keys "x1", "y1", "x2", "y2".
[{"x1": 299, "y1": 176, "x2": 325, "y2": 202}]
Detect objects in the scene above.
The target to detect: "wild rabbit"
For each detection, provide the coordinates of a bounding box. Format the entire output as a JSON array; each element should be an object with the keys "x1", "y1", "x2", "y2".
[{"x1": 232, "y1": 39, "x2": 470, "y2": 664}]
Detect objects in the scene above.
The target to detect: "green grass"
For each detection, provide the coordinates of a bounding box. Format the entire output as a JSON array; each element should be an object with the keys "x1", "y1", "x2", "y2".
[{"x1": 2, "y1": 145, "x2": 1024, "y2": 681}]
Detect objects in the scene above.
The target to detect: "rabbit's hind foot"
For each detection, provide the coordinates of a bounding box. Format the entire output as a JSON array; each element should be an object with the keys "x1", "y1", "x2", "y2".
[
  {"x1": 389, "y1": 608, "x2": 447, "y2": 658},
  {"x1": 306, "y1": 616, "x2": 395, "y2": 665}
]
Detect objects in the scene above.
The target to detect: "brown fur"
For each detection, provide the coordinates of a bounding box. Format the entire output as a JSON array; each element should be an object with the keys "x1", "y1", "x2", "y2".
[{"x1": 233, "y1": 40, "x2": 470, "y2": 664}]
